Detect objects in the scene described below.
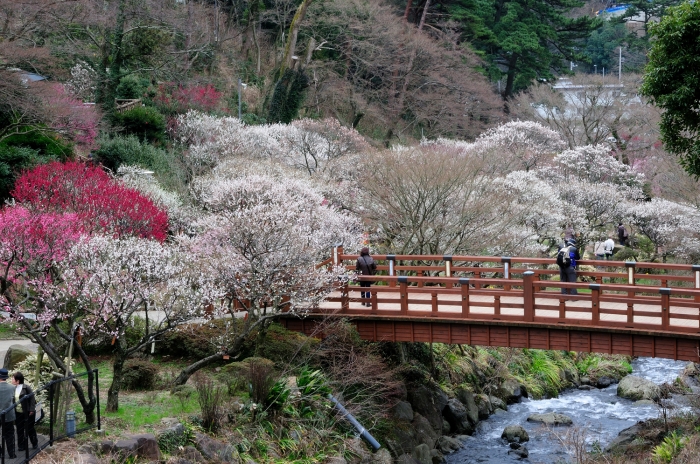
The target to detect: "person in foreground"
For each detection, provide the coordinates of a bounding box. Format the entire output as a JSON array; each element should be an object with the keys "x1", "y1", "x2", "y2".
[
  {"x1": 0, "y1": 369, "x2": 16, "y2": 458},
  {"x1": 13, "y1": 372, "x2": 38, "y2": 452}
]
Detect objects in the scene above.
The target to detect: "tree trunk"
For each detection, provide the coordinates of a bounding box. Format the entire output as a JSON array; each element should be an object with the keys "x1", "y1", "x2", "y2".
[
  {"x1": 278, "y1": 0, "x2": 313, "y2": 80},
  {"x1": 106, "y1": 353, "x2": 125, "y2": 412},
  {"x1": 173, "y1": 336, "x2": 247, "y2": 386},
  {"x1": 504, "y1": 53, "x2": 519, "y2": 100}
]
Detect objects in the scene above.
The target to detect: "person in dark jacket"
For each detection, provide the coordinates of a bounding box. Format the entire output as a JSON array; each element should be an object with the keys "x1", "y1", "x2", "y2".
[
  {"x1": 618, "y1": 223, "x2": 628, "y2": 246},
  {"x1": 355, "y1": 247, "x2": 377, "y2": 306},
  {"x1": 558, "y1": 238, "x2": 581, "y2": 295},
  {"x1": 12, "y1": 372, "x2": 37, "y2": 452},
  {"x1": 0, "y1": 368, "x2": 16, "y2": 458}
]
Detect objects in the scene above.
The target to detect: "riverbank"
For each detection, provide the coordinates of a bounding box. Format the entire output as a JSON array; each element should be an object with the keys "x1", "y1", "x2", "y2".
[{"x1": 13, "y1": 322, "x2": 697, "y2": 464}]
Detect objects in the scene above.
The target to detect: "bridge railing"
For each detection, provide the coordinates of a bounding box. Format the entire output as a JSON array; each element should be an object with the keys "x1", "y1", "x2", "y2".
[
  {"x1": 329, "y1": 246, "x2": 700, "y2": 291},
  {"x1": 315, "y1": 247, "x2": 700, "y2": 336}
]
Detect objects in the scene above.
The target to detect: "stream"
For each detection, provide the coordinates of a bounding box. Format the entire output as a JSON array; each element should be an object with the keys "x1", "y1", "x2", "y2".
[{"x1": 446, "y1": 357, "x2": 690, "y2": 464}]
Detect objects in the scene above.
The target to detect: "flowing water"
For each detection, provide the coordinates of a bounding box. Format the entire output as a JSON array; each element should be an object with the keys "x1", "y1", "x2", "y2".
[{"x1": 446, "y1": 357, "x2": 690, "y2": 464}]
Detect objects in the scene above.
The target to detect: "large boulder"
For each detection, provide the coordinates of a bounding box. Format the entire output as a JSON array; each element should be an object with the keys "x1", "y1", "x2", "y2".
[
  {"x1": 3, "y1": 344, "x2": 37, "y2": 370},
  {"x1": 454, "y1": 387, "x2": 479, "y2": 425},
  {"x1": 407, "y1": 383, "x2": 448, "y2": 433},
  {"x1": 488, "y1": 395, "x2": 507, "y2": 412},
  {"x1": 526, "y1": 412, "x2": 573, "y2": 426},
  {"x1": 413, "y1": 444, "x2": 431, "y2": 464},
  {"x1": 474, "y1": 394, "x2": 492, "y2": 419},
  {"x1": 194, "y1": 432, "x2": 238, "y2": 462},
  {"x1": 442, "y1": 399, "x2": 474, "y2": 435},
  {"x1": 605, "y1": 424, "x2": 646, "y2": 453},
  {"x1": 436, "y1": 436, "x2": 463, "y2": 454},
  {"x1": 372, "y1": 448, "x2": 393, "y2": 464},
  {"x1": 412, "y1": 413, "x2": 439, "y2": 449},
  {"x1": 501, "y1": 425, "x2": 529, "y2": 443},
  {"x1": 391, "y1": 401, "x2": 414, "y2": 422},
  {"x1": 496, "y1": 379, "x2": 527, "y2": 404},
  {"x1": 617, "y1": 376, "x2": 660, "y2": 401}
]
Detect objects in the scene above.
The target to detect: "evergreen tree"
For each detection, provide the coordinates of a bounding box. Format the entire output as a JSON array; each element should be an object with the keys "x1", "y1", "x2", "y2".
[
  {"x1": 641, "y1": 1, "x2": 700, "y2": 177},
  {"x1": 442, "y1": 0, "x2": 599, "y2": 98}
]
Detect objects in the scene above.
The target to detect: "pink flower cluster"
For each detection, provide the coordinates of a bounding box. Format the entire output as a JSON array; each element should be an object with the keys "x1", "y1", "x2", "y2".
[{"x1": 12, "y1": 161, "x2": 169, "y2": 242}]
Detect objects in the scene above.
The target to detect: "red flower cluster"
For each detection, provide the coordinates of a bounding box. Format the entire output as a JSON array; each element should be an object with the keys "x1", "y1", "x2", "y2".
[
  {"x1": 153, "y1": 83, "x2": 223, "y2": 114},
  {"x1": 12, "y1": 161, "x2": 168, "y2": 242}
]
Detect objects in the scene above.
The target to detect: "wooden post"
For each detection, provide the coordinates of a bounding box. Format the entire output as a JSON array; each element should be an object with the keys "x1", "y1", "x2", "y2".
[
  {"x1": 693, "y1": 265, "x2": 700, "y2": 303},
  {"x1": 388, "y1": 255, "x2": 396, "y2": 288},
  {"x1": 660, "y1": 288, "x2": 670, "y2": 330},
  {"x1": 502, "y1": 257, "x2": 511, "y2": 291},
  {"x1": 444, "y1": 255, "x2": 453, "y2": 289},
  {"x1": 626, "y1": 261, "x2": 636, "y2": 325},
  {"x1": 523, "y1": 271, "x2": 534, "y2": 322},
  {"x1": 341, "y1": 282, "x2": 349, "y2": 312},
  {"x1": 418, "y1": 270, "x2": 424, "y2": 288},
  {"x1": 333, "y1": 244, "x2": 343, "y2": 266},
  {"x1": 431, "y1": 292, "x2": 438, "y2": 316},
  {"x1": 460, "y1": 278, "x2": 470, "y2": 318},
  {"x1": 589, "y1": 283, "x2": 600, "y2": 325},
  {"x1": 494, "y1": 295, "x2": 501, "y2": 317},
  {"x1": 399, "y1": 276, "x2": 408, "y2": 314},
  {"x1": 371, "y1": 291, "x2": 378, "y2": 314}
]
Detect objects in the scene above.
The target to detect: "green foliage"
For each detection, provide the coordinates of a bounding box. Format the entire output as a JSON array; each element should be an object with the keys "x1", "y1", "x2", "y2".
[
  {"x1": 194, "y1": 373, "x2": 225, "y2": 432},
  {"x1": 158, "y1": 320, "x2": 238, "y2": 360},
  {"x1": 116, "y1": 75, "x2": 151, "y2": 100},
  {"x1": 256, "y1": 323, "x2": 318, "y2": 366},
  {"x1": 111, "y1": 106, "x2": 166, "y2": 144},
  {"x1": 0, "y1": 145, "x2": 51, "y2": 201},
  {"x1": 157, "y1": 421, "x2": 196, "y2": 454},
  {"x1": 443, "y1": 0, "x2": 599, "y2": 97},
  {"x1": 652, "y1": 431, "x2": 685, "y2": 463},
  {"x1": 268, "y1": 69, "x2": 309, "y2": 123},
  {"x1": 121, "y1": 359, "x2": 158, "y2": 391},
  {"x1": 641, "y1": 1, "x2": 700, "y2": 177},
  {"x1": 265, "y1": 378, "x2": 291, "y2": 411},
  {"x1": 296, "y1": 368, "x2": 331, "y2": 396},
  {"x1": 93, "y1": 135, "x2": 169, "y2": 172},
  {"x1": 585, "y1": 21, "x2": 631, "y2": 71}
]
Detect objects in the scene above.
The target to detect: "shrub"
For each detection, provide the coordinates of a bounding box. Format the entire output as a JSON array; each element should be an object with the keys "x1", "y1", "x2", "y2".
[
  {"x1": 255, "y1": 323, "x2": 318, "y2": 366},
  {"x1": 0, "y1": 146, "x2": 53, "y2": 201},
  {"x1": 652, "y1": 431, "x2": 685, "y2": 463},
  {"x1": 157, "y1": 421, "x2": 195, "y2": 454},
  {"x1": 116, "y1": 75, "x2": 151, "y2": 100},
  {"x1": 112, "y1": 106, "x2": 166, "y2": 144},
  {"x1": 157, "y1": 320, "x2": 238, "y2": 359},
  {"x1": 92, "y1": 135, "x2": 169, "y2": 173},
  {"x1": 121, "y1": 359, "x2": 158, "y2": 391},
  {"x1": 194, "y1": 372, "x2": 225, "y2": 432}
]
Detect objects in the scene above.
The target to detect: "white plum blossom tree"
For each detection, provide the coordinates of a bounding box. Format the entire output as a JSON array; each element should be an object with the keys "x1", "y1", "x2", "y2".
[
  {"x1": 630, "y1": 199, "x2": 700, "y2": 262},
  {"x1": 173, "y1": 173, "x2": 362, "y2": 385},
  {"x1": 45, "y1": 235, "x2": 216, "y2": 411}
]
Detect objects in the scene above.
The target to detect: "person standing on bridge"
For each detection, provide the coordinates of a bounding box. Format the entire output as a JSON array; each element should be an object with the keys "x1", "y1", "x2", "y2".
[
  {"x1": 557, "y1": 238, "x2": 581, "y2": 295},
  {"x1": 356, "y1": 247, "x2": 377, "y2": 307}
]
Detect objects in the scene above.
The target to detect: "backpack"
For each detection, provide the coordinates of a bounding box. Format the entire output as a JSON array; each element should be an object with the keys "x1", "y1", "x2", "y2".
[{"x1": 557, "y1": 246, "x2": 572, "y2": 267}]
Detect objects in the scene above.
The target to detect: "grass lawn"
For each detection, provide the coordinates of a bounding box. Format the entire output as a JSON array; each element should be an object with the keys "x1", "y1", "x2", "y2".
[{"x1": 72, "y1": 357, "x2": 203, "y2": 435}]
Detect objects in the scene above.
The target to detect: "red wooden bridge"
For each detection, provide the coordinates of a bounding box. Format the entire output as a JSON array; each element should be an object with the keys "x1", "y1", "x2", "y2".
[{"x1": 280, "y1": 247, "x2": 700, "y2": 362}]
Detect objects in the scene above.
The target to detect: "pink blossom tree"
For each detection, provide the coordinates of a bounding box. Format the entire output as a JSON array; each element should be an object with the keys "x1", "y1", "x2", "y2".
[{"x1": 12, "y1": 161, "x2": 168, "y2": 241}]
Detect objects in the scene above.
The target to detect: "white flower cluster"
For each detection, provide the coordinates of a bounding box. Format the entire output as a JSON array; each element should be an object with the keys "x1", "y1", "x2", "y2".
[{"x1": 65, "y1": 61, "x2": 98, "y2": 102}]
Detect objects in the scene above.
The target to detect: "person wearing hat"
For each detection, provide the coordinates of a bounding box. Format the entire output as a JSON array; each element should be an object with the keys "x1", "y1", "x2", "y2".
[
  {"x1": 355, "y1": 247, "x2": 377, "y2": 307},
  {"x1": 0, "y1": 368, "x2": 16, "y2": 458},
  {"x1": 12, "y1": 372, "x2": 38, "y2": 452},
  {"x1": 557, "y1": 238, "x2": 581, "y2": 296}
]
